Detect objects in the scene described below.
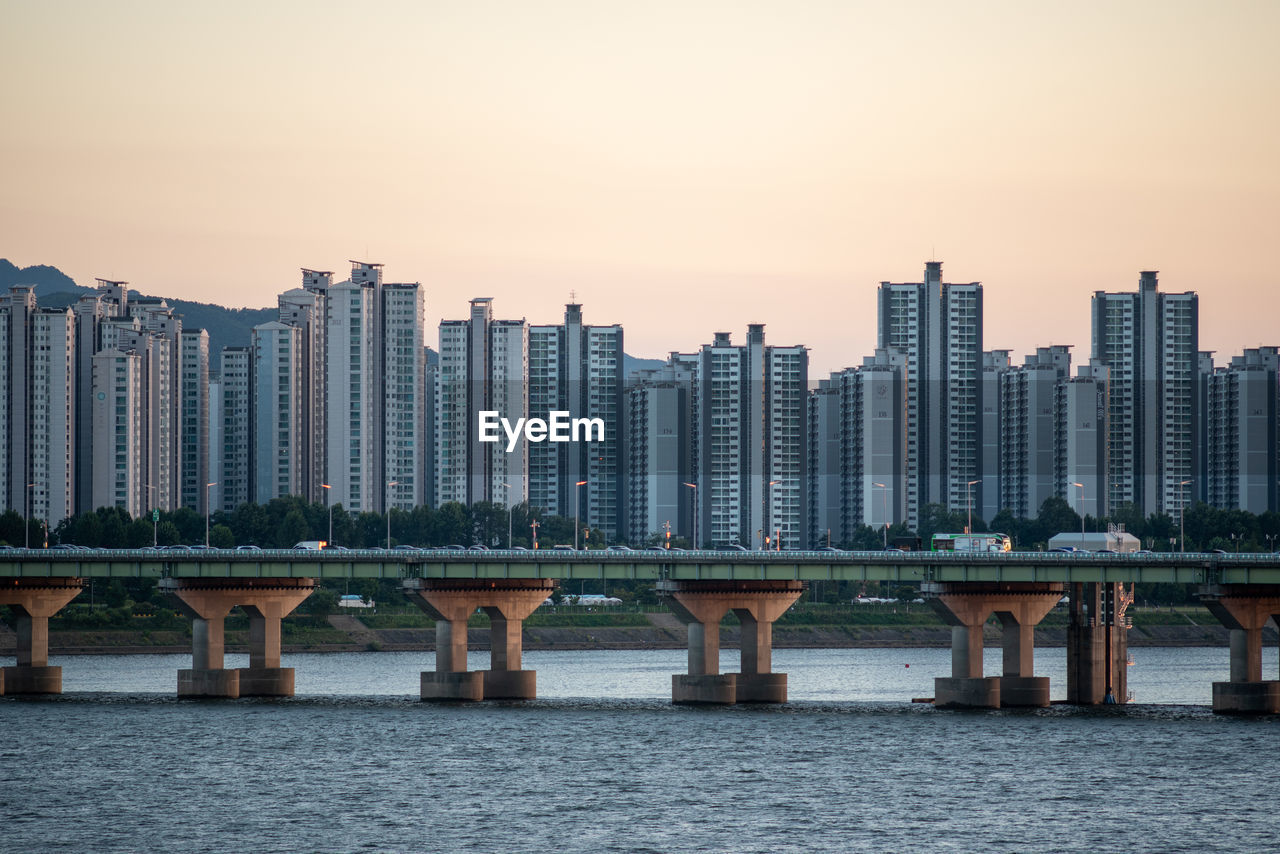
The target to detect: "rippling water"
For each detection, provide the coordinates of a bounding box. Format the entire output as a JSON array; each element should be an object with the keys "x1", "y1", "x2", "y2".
[{"x1": 3, "y1": 648, "x2": 1278, "y2": 853}]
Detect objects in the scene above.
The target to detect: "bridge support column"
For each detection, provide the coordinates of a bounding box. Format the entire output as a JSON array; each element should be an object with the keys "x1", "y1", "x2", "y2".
[
  {"x1": 162, "y1": 579, "x2": 315, "y2": 698},
  {"x1": 1199, "y1": 585, "x2": 1280, "y2": 714},
  {"x1": 925, "y1": 582, "x2": 1063, "y2": 709},
  {"x1": 658, "y1": 580, "x2": 804, "y2": 704},
  {"x1": 403, "y1": 578, "x2": 554, "y2": 701},
  {"x1": 0, "y1": 578, "x2": 84, "y2": 694},
  {"x1": 1065, "y1": 582, "x2": 1130, "y2": 705}
]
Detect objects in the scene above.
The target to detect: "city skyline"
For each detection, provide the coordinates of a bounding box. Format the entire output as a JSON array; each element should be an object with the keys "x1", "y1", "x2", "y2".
[{"x1": 4, "y1": 2, "x2": 1279, "y2": 377}]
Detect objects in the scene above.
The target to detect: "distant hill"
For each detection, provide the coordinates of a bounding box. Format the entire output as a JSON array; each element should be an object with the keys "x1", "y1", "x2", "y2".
[{"x1": 5, "y1": 258, "x2": 666, "y2": 374}]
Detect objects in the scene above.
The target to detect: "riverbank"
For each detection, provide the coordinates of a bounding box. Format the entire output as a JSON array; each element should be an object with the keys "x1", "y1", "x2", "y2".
[{"x1": 2, "y1": 612, "x2": 1269, "y2": 655}]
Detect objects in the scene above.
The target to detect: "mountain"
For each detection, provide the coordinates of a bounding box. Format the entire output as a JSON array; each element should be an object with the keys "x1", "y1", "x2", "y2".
[{"x1": 4, "y1": 258, "x2": 667, "y2": 372}]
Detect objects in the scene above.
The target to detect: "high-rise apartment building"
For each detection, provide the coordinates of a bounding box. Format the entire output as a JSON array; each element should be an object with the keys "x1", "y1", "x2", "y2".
[
  {"x1": 252, "y1": 321, "x2": 303, "y2": 503},
  {"x1": 325, "y1": 263, "x2": 382, "y2": 513},
  {"x1": 999, "y1": 346, "x2": 1072, "y2": 519},
  {"x1": 878, "y1": 261, "x2": 983, "y2": 527},
  {"x1": 90, "y1": 349, "x2": 143, "y2": 516},
  {"x1": 179, "y1": 328, "x2": 209, "y2": 513},
  {"x1": 279, "y1": 272, "x2": 329, "y2": 503},
  {"x1": 1205, "y1": 347, "x2": 1279, "y2": 513},
  {"x1": 1056, "y1": 362, "x2": 1110, "y2": 520},
  {"x1": 218, "y1": 347, "x2": 252, "y2": 512},
  {"x1": 695, "y1": 326, "x2": 808, "y2": 548},
  {"x1": 30, "y1": 308, "x2": 76, "y2": 527},
  {"x1": 625, "y1": 357, "x2": 694, "y2": 544},
  {"x1": 1091, "y1": 271, "x2": 1199, "y2": 515},
  {"x1": 807, "y1": 349, "x2": 906, "y2": 546}
]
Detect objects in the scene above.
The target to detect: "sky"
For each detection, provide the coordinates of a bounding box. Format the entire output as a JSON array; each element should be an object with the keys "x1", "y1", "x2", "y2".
[{"x1": 3, "y1": 0, "x2": 1278, "y2": 375}]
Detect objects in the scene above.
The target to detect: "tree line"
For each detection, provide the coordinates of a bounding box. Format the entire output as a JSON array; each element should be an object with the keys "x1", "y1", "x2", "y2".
[{"x1": 0, "y1": 494, "x2": 1276, "y2": 552}]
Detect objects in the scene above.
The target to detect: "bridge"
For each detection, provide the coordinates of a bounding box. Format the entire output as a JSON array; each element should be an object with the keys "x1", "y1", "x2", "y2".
[{"x1": 2, "y1": 548, "x2": 1278, "y2": 713}]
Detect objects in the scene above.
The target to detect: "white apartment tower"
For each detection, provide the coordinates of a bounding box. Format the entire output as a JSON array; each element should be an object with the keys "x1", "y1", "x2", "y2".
[
  {"x1": 30, "y1": 308, "x2": 77, "y2": 526},
  {"x1": 90, "y1": 349, "x2": 143, "y2": 516},
  {"x1": 326, "y1": 263, "x2": 382, "y2": 512},
  {"x1": 877, "y1": 262, "x2": 983, "y2": 528},
  {"x1": 252, "y1": 321, "x2": 303, "y2": 502},
  {"x1": 999, "y1": 346, "x2": 1072, "y2": 519},
  {"x1": 382, "y1": 282, "x2": 426, "y2": 510},
  {"x1": 179, "y1": 328, "x2": 209, "y2": 513},
  {"x1": 625, "y1": 358, "x2": 694, "y2": 544},
  {"x1": 279, "y1": 271, "x2": 329, "y2": 503},
  {"x1": 1091, "y1": 271, "x2": 1199, "y2": 514},
  {"x1": 436, "y1": 298, "x2": 529, "y2": 509},
  {"x1": 696, "y1": 326, "x2": 808, "y2": 549},
  {"x1": 218, "y1": 347, "x2": 252, "y2": 512}
]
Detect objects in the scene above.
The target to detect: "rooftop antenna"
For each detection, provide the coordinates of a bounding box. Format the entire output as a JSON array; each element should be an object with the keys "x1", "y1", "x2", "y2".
[{"x1": 569, "y1": 289, "x2": 577, "y2": 303}]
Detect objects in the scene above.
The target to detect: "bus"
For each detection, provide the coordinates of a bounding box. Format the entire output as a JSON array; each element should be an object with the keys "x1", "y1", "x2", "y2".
[{"x1": 930, "y1": 533, "x2": 1012, "y2": 553}]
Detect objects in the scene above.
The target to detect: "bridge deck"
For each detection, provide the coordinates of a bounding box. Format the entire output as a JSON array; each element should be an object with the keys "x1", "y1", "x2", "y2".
[{"x1": 2, "y1": 549, "x2": 1278, "y2": 584}]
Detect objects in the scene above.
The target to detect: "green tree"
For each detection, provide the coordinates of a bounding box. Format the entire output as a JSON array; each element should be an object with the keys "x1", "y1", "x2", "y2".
[{"x1": 210, "y1": 524, "x2": 235, "y2": 549}]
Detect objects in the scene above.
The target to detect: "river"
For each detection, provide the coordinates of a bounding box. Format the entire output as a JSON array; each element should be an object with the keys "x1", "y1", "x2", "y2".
[{"x1": 3, "y1": 647, "x2": 1277, "y2": 852}]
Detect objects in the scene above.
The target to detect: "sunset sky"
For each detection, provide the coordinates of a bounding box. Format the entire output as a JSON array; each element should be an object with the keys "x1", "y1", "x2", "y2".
[{"x1": 3, "y1": 0, "x2": 1277, "y2": 375}]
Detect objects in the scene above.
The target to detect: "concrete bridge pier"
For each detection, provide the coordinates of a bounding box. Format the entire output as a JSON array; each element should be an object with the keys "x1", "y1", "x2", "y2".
[
  {"x1": 1065, "y1": 582, "x2": 1130, "y2": 705},
  {"x1": 1199, "y1": 585, "x2": 1280, "y2": 714},
  {"x1": 0, "y1": 578, "x2": 84, "y2": 694},
  {"x1": 161, "y1": 578, "x2": 315, "y2": 698},
  {"x1": 658, "y1": 580, "x2": 804, "y2": 704},
  {"x1": 925, "y1": 582, "x2": 1063, "y2": 709},
  {"x1": 403, "y1": 578, "x2": 555, "y2": 701}
]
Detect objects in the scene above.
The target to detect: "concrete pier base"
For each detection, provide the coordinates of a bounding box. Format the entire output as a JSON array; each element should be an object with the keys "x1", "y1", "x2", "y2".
[
  {"x1": 2, "y1": 665, "x2": 62, "y2": 695},
  {"x1": 482, "y1": 669, "x2": 537, "y2": 700},
  {"x1": 998, "y1": 676, "x2": 1051, "y2": 707},
  {"x1": 178, "y1": 668, "x2": 240, "y2": 698},
  {"x1": 1200, "y1": 585, "x2": 1280, "y2": 714},
  {"x1": 163, "y1": 578, "x2": 315, "y2": 699},
  {"x1": 658, "y1": 579, "x2": 804, "y2": 705},
  {"x1": 404, "y1": 578, "x2": 554, "y2": 702},
  {"x1": 237, "y1": 667, "x2": 295, "y2": 697},
  {"x1": 925, "y1": 581, "x2": 1063, "y2": 710},
  {"x1": 673, "y1": 674, "x2": 737, "y2": 705},
  {"x1": 734, "y1": 672, "x2": 787, "y2": 703},
  {"x1": 0, "y1": 577, "x2": 84, "y2": 695},
  {"x1": 1212, "y1": 681, "x2": 1280, "y2": 714},
  {"x1": 421, "y1": 671, "x2": 485, "y2": 702},
  {"x1": 934, "y1": 677, "x2": 1001, "y2": 709}
]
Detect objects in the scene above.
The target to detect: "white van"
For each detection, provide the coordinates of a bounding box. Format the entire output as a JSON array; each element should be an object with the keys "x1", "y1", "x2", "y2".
[{"x1": 293, "y1": 540, "x2": 327, "y2": 550}]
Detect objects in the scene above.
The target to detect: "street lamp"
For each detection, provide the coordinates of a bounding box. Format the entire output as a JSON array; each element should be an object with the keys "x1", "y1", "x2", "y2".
[
  {"x1": 321, "y1": 483, "x2": 333, "y2": 546},
  {"x1": 574, "y1": 480, "x2": 588, "y2": 549},
  {"x1": 531, "y1": 518, "x2": 540, "y2": 550},
  {"x1": 205, "y1": 482, "x2": 217, "y2": 547},
  {"x1": 386, "y1": 481, "x2": 399, "y2": 549},
  {"x1": 25, "y1": 482, "x2": 35, "y2": 549},
  {"x1": 873, "y1": 482, "x2": 888, "y2": 549},
  {"x1": 765, "y1": 480, "x2": 781, "y2": 550},
  {"x1": 1072, "y1": 482, "x2": 1086, "y2": 549},
  {"x1": 1179, "y1": 479, "x2": 1193, "y2": 553},
  {"x1": 148, "y1": 485, "x2": 157, "y2": 547},
  {"x1": 966, "y1": 479, "x2": 981, "y2": 534},
  {"x1": 501, "y1": 482, "x2": 514, "y2": 548},
  {"x1": 1267, "y1": 533, "x2": 1278, "y2": 554},
  {"x1": 682, "y1": 482, "x2": 697, "y2": 550}
]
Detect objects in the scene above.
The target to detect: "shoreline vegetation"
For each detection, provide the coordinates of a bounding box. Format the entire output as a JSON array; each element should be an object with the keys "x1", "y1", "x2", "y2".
[{"x1": 3, "y1": 603, "x2": 1271, "y2": 656}]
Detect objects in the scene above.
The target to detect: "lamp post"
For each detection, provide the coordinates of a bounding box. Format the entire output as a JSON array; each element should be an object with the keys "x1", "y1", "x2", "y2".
[
  {"x1": 966, "y1": 479, "x2": 981, "y2": 535},
  {"x1": 205, "y1": 482, "x2": 217, "y2": 547},
  {"x1": 1072, "y1": 482, "x2": 1086, "y2": 549},
  {"x1": 574, "y1": 480, "x2": 588, "y2": 549},
  {"x1": 531, "y1": 518, "x2": 539, "y2": 550},
  {"x1": 765, "y1": 480, "x2": 781, "y2": 551},
  {"x1": 501, "y1": 482, "x2": 513, "y2": 548},
  {"x1": 682, "y1": 482, "x2": 697, "y2": 549},
  {"x1": 386, "y1": 481, "x2": 399, "y2": 549},
  {"x1": 873, "y1": 482, "x2": 888, "y2": 549},
  {"x1": 25, "y1": 482, "x2": 35, "y2": 549},
  {"x1": 321, "y1": 483, "x2": 333, "y2": 546},
  {"x1": 1267, "y1": 534, "x2": 1278, "y2": 554},
  {"x1": 1179, "y1": 479, "x2": 1193, "y2": 553}
]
